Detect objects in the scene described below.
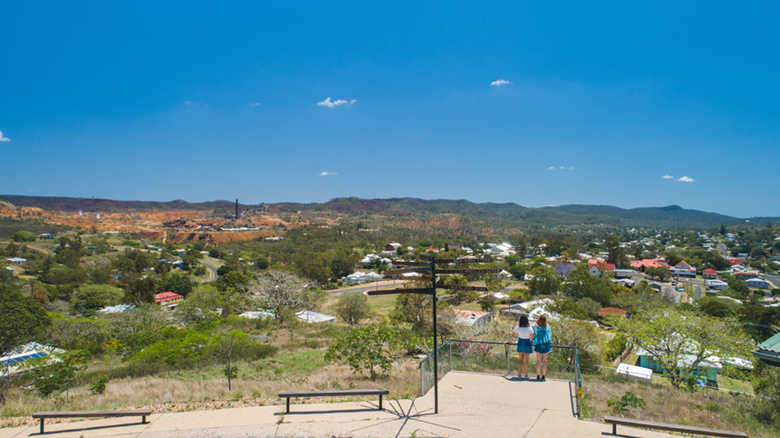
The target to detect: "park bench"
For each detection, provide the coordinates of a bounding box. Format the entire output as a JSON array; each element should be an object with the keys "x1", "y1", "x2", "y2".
[
  {"x1": 604, "y1": 416, "x2": 747, "y2": 438},
  {"x1": 32, "y1": 409, "x2": 153, "y2": 434},
  {"x1": 278, "y1": 389, "x2": 389, "y2": 413}
]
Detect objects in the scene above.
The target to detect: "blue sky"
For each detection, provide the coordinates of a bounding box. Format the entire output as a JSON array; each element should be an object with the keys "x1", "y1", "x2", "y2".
[{"x1": 1, "y1": 1, "x2": 778, "y2": 217}]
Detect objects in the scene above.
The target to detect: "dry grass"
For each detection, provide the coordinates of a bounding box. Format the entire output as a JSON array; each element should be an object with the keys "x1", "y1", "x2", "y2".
[{"x1": 581, "y1": 374, "x2": 779, "y2": 438}]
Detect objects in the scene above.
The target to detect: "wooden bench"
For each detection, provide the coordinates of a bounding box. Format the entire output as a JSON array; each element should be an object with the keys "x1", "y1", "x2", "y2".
[
  {"x1": 32, "y1": 409, "x2": 153, "y2": 434},
  {"x1": 278, "y1": 389, "x2": 389, "y2": 413},
  {"x1": 604, "y1": 416, "x2": 748, "y2": 438}
]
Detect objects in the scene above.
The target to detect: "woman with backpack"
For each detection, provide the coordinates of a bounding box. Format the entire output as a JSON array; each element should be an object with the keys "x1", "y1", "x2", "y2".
[
  {"x1": 533, "y1": 314, "x2": 552, "y2": 380},
  {"x1": 504, "y1": 314, "x2": 534, "y2": 380}
]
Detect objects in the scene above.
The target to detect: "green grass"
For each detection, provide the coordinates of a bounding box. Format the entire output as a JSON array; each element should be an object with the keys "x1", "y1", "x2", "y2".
[{"x1": 368, "y1": 294, "x2": 398, "y2": 316}]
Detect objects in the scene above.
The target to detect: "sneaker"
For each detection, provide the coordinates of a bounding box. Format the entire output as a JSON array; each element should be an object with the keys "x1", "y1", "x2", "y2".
[
  {"x1": 524, "y1": 375, "x2": 529, "y2": 380},
  {"x1": 542, "y1": 375, "x2": 546, "y2": 381},
  {"x1": 536, "y1": 375, "x2": 540, "y2": 380}
]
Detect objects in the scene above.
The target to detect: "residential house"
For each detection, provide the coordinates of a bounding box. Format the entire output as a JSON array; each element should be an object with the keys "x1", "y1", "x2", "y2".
[
  {"x1": 613, "y1": 269, "x2": 635, "y2": 279},
  {"x1": 452, "y1": 309, "x2": 493, "y2": 333},
  {"x1": 748, "y1": 278, "x2": 772, "y2": 289},
  {"x1": 630, "y1": 259, "x2": 670, "y2": 272},
  {"x1": 702, "y1": 268, "x2": 718, "y2": 279},
  {"x1": 734, "y1": 271, "x2": 760, "y2": 280},
  {"x1": 670, "y1": 261, "x2": 696, "y2": 277},
  {"x1": 588, "y1": 261, "x2": 615, "y2": 278},
  {"x1": 706, "y1": 280, "x2": 729, "y2": 294},
  {"x1": 753, "y1": 331, "x2": 780, "y2": 367},
  {"x1": 5, "y1": 257, "x2": 27, "y2": 265},
  {"x1": 154, "y1": 291, "x2": 184, "y2": 308}
]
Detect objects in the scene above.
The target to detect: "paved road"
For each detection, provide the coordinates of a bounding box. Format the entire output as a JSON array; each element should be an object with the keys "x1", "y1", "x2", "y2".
[
  {"x1": 694, "y1": 285, "x2": 702, "y2": 300},
  {"x1": 330, "y1": 280, "x2": 405, "y2": 296},
  {"x1": 765, "y1": 273, "x2": 780, "y2": 289},
  {"x1": 199, "y1": 258, "x2": 219, "y2": 282}
]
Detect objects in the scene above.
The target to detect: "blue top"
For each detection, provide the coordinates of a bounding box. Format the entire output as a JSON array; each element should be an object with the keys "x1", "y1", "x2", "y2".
[{"x1": 533, "y1": 325, "x2": 552, "y2": 345}]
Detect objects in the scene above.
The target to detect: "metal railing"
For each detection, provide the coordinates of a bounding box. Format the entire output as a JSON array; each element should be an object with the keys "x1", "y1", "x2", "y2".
[{"x1": 419, "y1": 339, "x2": 582, "y2": 416}]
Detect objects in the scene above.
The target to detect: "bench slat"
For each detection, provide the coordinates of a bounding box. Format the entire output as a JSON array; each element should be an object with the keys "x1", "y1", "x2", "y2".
[
  {"x1": 604, "y1": 416, "x2": 748, "y2": 438},
  {"x1": 278, "y1": 389, "x2": 389, "y2": 397},
  {"x1": 33, "y1": 410, "x2": 153, "y2": 419}
]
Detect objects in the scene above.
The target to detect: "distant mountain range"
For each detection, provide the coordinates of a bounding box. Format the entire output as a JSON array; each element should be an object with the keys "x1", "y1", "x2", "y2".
[{"x1": 1, "y1": 194, "x2": 777, "y2": 230}]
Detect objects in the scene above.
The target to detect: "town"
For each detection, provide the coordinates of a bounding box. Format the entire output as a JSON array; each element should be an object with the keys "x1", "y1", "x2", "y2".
[{"x1": 1, "y1": 197, "x2": 779, "y2": 436}]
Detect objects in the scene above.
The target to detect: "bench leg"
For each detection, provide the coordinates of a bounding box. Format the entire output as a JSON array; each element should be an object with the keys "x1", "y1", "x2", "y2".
[
  {"x1": 612, "y1": 423, "x2": 616, "y2": 435},
  {"x1": 379, "y1": 394, "x2": 383, "y2": 410},
  {"x1": 40, "y1": 418, "x2": 44, "y2": 434},
  {"x1": 142, "y1": 415, "x2": 147, "y2": 424},
  {"x1": 286, "y1": 397, "x2": 290, "y2": 414}
]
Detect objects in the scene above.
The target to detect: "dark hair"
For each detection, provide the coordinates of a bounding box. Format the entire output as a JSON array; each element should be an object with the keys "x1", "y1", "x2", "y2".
[
  {"x1": 536, "y1": 314, "x2": 547, "y2": 328},
  {"x1": 518, "y1": 314, "x2": 529, "y2": 328}
]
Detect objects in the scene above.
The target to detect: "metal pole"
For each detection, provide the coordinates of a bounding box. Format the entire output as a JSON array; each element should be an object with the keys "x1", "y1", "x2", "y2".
[{"x1": 432, "y1": 256, "x2": 438, "y2": 414}]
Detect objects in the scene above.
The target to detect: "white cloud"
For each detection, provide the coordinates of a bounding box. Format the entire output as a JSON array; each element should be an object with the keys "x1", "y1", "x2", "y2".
[
  {"x1": 662, "y1": 175, "x2": 674, "y2": 179},
  {"x1": 491, "y1": 79, "x2": 512, "y2": 86},
  {"x1": 569, "y1": 167, "x2": 574, "y2": 170},
  {"x1": 559, "y1": 166, "x2": 565, "y2": 169},
  {"x1": 0, "y1": 131, "x2": 9, "y2": 142},
  {"x1": 547, "y1": 166, "x2": 556, "y2": 170},
  {"x1": 677, "y1": 176, "x2": 696, "y2": 182},
  {"x1": 185, "y1": 101, "x2": 191, "y2": 105},
  {"x1": 317, "y1": 171, "x2": 338, "y2": 176},
  {"x1": 316, "y1": 97, "x2": 356, "y2": 108},
  {"x1": 249, "y1": 103, "x2": 261, "y2": 107}
]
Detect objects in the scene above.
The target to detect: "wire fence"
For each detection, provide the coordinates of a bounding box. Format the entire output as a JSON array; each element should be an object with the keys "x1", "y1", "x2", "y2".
[{"x1": 419, "y1": 339, "x2": 582, "y2": 416}]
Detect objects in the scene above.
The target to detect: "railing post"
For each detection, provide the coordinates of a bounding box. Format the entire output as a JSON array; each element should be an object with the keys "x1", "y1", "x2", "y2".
[
  {"x1": 420, "y1": 363, "x2": 424, "y2": 397},
  {"x1": 506, "y1": 343, "x2": 510, "y2": 375},
  {"x1": 449, "y1": 341, "x2": 452, "y2": 373}
]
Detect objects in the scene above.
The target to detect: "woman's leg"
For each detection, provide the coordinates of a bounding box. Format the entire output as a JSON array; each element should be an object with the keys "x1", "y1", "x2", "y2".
[
  {"x1": 536, "y1": 352, "x2": 542, "y2": 377},
  {"x1": 541, "y1": 352, "x2": 549, "y2": 376},
  {"x1": 517, "y1": 353, "x2": 522, "y2": 376},
  {"x1": 522, "y1": 354, "x2": 529, "y2": 377}
]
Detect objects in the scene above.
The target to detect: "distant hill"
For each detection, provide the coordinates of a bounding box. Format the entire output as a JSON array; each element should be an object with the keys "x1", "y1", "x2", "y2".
[{"x1": 1, "y1": 194, "x2": 777, "y2": 230}]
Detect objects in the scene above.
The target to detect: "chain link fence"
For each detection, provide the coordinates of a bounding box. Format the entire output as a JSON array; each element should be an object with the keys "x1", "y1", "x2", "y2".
[{"x1": 419, "y1": 339, "x2": 582, "y2": 415}]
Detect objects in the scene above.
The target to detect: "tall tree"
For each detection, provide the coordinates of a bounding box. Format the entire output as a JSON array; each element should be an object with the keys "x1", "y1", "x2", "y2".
[
  {"x1": 607, "y1": 308, "x2": 753, "y2": 388},
  {"x1": 0, "y1": 285, "x2": 51, "y2": 355},
  {"x1": 605, "y1": 235, "x2": 621, "y2": 265}
]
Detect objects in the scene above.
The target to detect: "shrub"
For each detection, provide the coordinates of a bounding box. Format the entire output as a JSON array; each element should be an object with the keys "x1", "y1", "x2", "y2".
[{"x1": 12, "y1": 231, "x2": 36, "y2": 242}]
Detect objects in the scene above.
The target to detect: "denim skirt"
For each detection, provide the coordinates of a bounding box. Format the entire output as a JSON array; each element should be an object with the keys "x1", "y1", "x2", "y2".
[{"x1": 517, "y1": 338, "x2": 533, "y2": 354}]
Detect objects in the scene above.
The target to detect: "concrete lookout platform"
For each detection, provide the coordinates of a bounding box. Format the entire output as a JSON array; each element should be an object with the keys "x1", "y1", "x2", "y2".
[{"x1": 0, "y1": 371, "x2": 677, "y2": 438}]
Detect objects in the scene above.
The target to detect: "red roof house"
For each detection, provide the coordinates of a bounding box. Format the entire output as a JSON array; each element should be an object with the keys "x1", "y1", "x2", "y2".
[
  {"x1": 630, "y1": 259, "x2": 670, "y2": 272},
  {"x1": 155, "y1": 291, "x2": 184, "y2": 306},
  {"x1": 702, "y1": 268, "x2": 718, "y2": 279}
]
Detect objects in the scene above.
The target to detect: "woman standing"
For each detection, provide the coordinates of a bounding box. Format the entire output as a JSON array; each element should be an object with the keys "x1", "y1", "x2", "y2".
[
  {"x1": 533, "y1": 314, "x2": 552, "y2": 380},
  {"x1": 504, "y1": 314, "x2": 534, "y2": 380}
]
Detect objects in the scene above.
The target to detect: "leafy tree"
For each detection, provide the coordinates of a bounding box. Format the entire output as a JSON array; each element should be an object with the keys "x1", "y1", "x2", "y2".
[
  {"x1": 548, "y1": 299, "x2": 588, "y2": 320},
  {"x1": 504, "y1": 255, "x2": 520, "y2": 267},
  {"x1": 720, "y1": 224, "x2": 726, "y2": 235},
  {"x1": 30, "y1": 351, "x2": 89, "y2": 402},
  {"x1": 697, "y1": 298, "x2": 736, "y2": 318},
  {"x1": 124, "y1": 276, "x2": 157, "y2": 304},
  {"x1": 248, "y1": 269, "x2": 322, "y2": 322},
  {"x1": 158, "y1": 273, "x2": 194, "y2": 297},
  {"x1": 73, "y1": 284, "x2": 123, "y2": 311},
  {"x1": 325, "y1": 324, "x2": 404, "y2": 380},
  {"x1": 217, "y1": 265, "x2": 234, "y2": 276},
  {"x1": 508, "y1": 263, "x2": 527, "y2": 280},
  {"x1": 209, "y1": 329, "x2": 254, "y2": 390},
  {"x1": 335, "y1": 291, "x2": 370, "y2": 325},
  {"x1": 176, "y1": 284, "x2": 227, "y2": 324},
  {"x1": 390, "y1": 289, "x2": 430, "y2": 334},
  {"x1": 330, "y1": 254, "x2": 356, "y2": 279},
  {"x1": 0, "y1": 285, "x2": 50, "y2": 355},
  {"x1": 607, "y1": 308, "x2": 754, "y2": 388},
  {"x1": 12, "y1": 231, "x2": 36, "y2": 242},
  {"x1": 604, "y1": 334, "x2": 627, "y2": 362},
  {"x1": 55, "y1": 248, "x2": 82, "y2": 269},
  {"x1": 527, "y1": 266, "x2": 561, "y2": 295},
  {"x1": 605, "y1": 235, "x2": 621, "y2": 265},
  {"x1": 562, "y1": 270, "x2": 611, "y2": 306}
]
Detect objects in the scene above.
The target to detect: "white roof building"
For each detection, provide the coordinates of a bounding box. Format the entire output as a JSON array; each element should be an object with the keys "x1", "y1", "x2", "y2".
[{"x1": 296, "y1": 310, "x2": 336, "y2": 323}]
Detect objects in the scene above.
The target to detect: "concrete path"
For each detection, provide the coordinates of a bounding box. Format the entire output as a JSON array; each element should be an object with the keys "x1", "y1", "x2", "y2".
[{"x1": 0, "y1": 372, "x2": 676, "y2": 438}]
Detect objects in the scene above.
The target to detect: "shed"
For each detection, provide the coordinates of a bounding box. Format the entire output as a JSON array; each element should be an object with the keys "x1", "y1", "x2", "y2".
[{"x1": 616, "y1": 363, "x2": 652, "y2": 382}]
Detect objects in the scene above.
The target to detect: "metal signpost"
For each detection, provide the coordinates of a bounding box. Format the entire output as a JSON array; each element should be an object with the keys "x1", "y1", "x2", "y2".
[{"x1": 367, "y1": 256, "x2": 496, "y2": 414}]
